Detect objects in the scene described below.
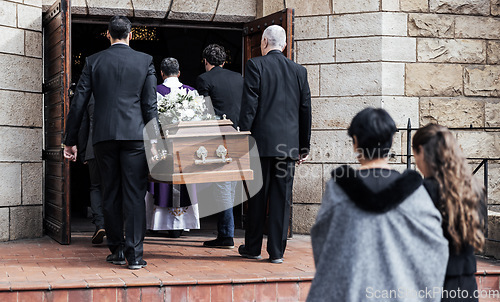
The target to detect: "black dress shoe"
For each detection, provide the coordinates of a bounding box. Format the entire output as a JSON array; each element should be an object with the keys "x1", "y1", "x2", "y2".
[
  {"x1": 238, "y1": 245, "x2": 262, "y2": 259},
  {"x1": 106, "y1": 249, "x2": 126, "y2": 265},
  {"x1": 92, "y1": 228, "x2": 106, "y2": 244},
  {"x1": 167, "y1": 230, "x2": 183, "y2": 238},
  {"x1": 203, "y1": 237, "x2": 234, "y2": 249},
  {"x1": 128, "y1": 259, "x2": 147, "y2": 270}
]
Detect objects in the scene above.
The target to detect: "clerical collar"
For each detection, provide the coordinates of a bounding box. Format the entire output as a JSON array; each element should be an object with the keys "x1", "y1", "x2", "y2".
[{"x1": 163, "y1": 77, "x2": 183, "y2": 88}]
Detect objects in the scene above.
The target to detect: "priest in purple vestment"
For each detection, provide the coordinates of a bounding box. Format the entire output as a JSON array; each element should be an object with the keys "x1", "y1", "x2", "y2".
[{"x1": 145, "y1": 57, "x2": 200, "y2": 237}]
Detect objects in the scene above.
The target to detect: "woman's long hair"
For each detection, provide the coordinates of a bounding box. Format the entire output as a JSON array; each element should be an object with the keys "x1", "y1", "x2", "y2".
[{"x1": 413, "y1": 124, "x2": 485, "y2": 252}]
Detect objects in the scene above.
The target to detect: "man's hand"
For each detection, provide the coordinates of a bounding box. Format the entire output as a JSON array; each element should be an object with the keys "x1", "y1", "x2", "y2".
[
  {"x1": 297, "y1": 153, "x2": 309, "y2": 165},
  {"x1": 64, "y1": 145, "x2": 78, "y2": 162},
  {"x1": 150, "y1": 143, "x2": 159, "y2": 161}
]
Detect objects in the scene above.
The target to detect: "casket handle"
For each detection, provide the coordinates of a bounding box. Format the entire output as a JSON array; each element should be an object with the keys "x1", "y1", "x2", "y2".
[{"x1": 195, "y1": 145, "x2": 233, "y2": 165}]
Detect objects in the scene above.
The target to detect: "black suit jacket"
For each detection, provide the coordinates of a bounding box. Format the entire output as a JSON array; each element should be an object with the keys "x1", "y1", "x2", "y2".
[
  {"x1": 64, "y1": 44, "x2": 158, "y2": 146},
  {"x1": 196, "y1": 66, "x2": 243, "y2": 127},
  {"x1": 77, "y1": 95, "x2": 95, "y2": 162},
  {"x1": 239, "y1": 50, "x2": 312, "y2": 159}
]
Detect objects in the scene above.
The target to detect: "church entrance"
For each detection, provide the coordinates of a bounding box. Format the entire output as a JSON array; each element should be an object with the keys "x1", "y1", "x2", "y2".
[
  {"x1": 69, "y1": 22, "x2": 244, "y2": 233},
  {"x1": 42, "y1": 0, "x2": 293, "y2": 244}
]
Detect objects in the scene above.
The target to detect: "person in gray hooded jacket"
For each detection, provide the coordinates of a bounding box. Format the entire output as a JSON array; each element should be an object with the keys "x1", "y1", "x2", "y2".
[{"x1": 307, "y1": 108, "x2": 449, "y2": 302}]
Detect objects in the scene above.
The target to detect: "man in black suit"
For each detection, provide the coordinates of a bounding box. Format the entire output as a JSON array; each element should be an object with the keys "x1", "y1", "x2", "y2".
[
  {"x1": 63, "y1": 16, "x2": 158, "y2": 270},
  {"x1": 196, "y1": 44, "x2": 243, "y2": 249},
  {"x1": 238, "y1": 25, "x2": 312, "y2": 264}
]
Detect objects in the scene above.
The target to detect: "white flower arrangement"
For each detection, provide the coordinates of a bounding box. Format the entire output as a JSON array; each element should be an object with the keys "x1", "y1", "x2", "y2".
[{"x1": 157, "y1": 87, "x2": 214, "y2": 126}]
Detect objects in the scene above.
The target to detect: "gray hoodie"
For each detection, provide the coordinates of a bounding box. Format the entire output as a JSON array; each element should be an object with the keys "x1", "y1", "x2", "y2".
[{"x1": 307, "y1": 166, "x2": 449, "y2": 302}]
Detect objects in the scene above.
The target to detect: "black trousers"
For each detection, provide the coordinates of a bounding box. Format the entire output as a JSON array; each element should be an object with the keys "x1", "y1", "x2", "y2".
[
  {"x1": 244, "y1": 157, "x2": 295, "y2": 259},
  {"x1": 93, "y1": 140, "x2": 148, "y2": 263},
  {"x1": 87, "y1": 159, "x2": 104, "y2": 229}
]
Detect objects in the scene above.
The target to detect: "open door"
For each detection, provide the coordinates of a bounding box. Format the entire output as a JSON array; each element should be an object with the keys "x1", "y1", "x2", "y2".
[
  {"x1": 42, "y1": 0, "x2": 71, "y2": 244},
  {"x1": 243, "y1": 8, "x2": 294, "y2": 66},
  {"x1": 242, "y1": 8, "x2": 295, "y2": 236}
]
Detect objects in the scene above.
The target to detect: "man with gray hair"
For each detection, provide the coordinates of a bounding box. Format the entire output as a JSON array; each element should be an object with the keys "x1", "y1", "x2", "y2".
[{"x1": 238, "y1": 25, "x2": 312, "y2": 264}]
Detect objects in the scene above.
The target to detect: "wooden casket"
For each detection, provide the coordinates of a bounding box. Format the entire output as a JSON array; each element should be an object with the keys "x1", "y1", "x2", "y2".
[{"x1": 149, "y1": 119, "x2": 254, "y2": 184}]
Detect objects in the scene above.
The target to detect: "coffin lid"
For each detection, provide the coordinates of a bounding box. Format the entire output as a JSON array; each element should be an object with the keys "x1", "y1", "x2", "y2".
[{"x1": 162, "y1": 119, "x2": 251, "y2": 139}]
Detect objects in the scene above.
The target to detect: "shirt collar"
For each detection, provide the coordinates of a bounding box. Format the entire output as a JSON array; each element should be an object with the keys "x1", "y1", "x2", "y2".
[
  {"x1": 111, "y1": 42, "x2": 128, "y2": 46},
  {"x1": 163, "y1": 77, "x2": 183, "y2": 88}
]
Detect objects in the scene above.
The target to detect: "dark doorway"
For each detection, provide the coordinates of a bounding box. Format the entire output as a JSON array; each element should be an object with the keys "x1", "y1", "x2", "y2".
[{"x1": 69, "y1": 22, "x2": 244, "y2": 232}]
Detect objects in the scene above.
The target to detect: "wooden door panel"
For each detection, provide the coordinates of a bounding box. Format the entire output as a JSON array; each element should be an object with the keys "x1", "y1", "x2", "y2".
[{"x1": 43, "y1": 0, "x2": 71, "y2": 245}]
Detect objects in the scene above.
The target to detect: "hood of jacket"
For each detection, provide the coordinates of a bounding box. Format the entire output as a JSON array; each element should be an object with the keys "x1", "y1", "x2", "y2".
[{"x1": 331, "y1": 165, "x2": 423, "y2": 213}]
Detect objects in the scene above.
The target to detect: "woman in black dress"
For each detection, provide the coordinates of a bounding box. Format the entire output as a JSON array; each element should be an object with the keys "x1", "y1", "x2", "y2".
[{"x1": 413, "y1": 124, "x2": 486, "y2": 302}]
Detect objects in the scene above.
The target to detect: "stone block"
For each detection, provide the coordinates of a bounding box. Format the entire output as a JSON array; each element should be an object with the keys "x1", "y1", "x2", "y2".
[
  {"x1": 419, "y1": 97, "x2": 485, "y2": 128},
  {"x1": 286, "y1": 0, "x2": 331, "y2": 16},
  {"x1": 310, "y1": 130, "x2": 356, "y2": 163},
  {"x1": 86, "y1": 0, "x2": 133, "y2": 16},
  {"x1": 417, "y1": 38, "x2": 486, "y2": 64},
  {"x1": 42, "y1": 0, "x2": 52, "y2": 12},
  {"x1": 456, "y1": 131, "x2": 500, "y2": 159},
  {"x1": 312, "y1": 97, "x2": 381, "y2": 129},
  {"x1": 336, "y1": 37, "x2": 415, "y2": 62},
  {"x1": 169, "y1": 0, "x2": 217, "y2": 21},
  {"x1": 294, "y1": 16, "x2": 328, "y2": 40},
  {"x1": 0, "y1": 208, "x2": 8, "y2": 241},
  {"x1": 305, "y1": 65, "x2": 319, "y2": 97},
  {"x1": 256, "y1": 0, "x2": 284, "y2": 17},
  {"x1": 485, "y1": 101, "x2": 500, "y2": 127},
  {"x1": 382, "y1": 96, "x2": 419, "y2": 128},
  {"x1": 10, "y1": 205, "x2": 43, "y2": 240},
  {"x1": 71, "y1": 0, "x2": 88, "y2": 15},
  {"x1": 493, "y1": 0, "x2": 500, "y2": 15},
  {"x1": 320, "y1": 62, "x2": 404, "y2": 96},
  {"x1": 464, "y1": 65, "x2": 500, "y2": 97},
  {"x1": 401, "y1": 0, "x2": 429, "y2": 11},
  {"x1": 22, "y1": 163, "x2": 42, "y2": 205},
  {"x1": 17, "y1": 4, "x2": 42, "y2": 31},
  {"x1": 382, "y1": 62, "x2": 405, "y2": 95},
  {"x1": 334, "y1": 0, "x2": 379, "y2": 13},
  {"x1": 456, "y1": 16, "x2": 500, "y2": 39},
  {"x1": 293, "y1": 164, "x2": 323, "y2": 204},
  {"x1": 214, "y1": 0, "x2": 256, "y2": 22},
  {"x1": 487, "y1": 41, "x2": 500, "y2": 65},
  {"x1": 0, "y1": 1, "x2": 17, "y2": 27},
  {"x1": 405, "y1": 63, "x2": 463, "y2": 97},
  {"x1": 25, "y1": 30, "x2": 42, "y2": 58},
  {"x1": 0, "y1": 26, "x2": 25, "y2": 55},
  {"x1": 430, "y1": 0, "x2": 490, "y2": 15},
  {"x1": 0, "y1": 90, "x2": 42, "y2": 127},
  {"x1": 484, "y1": 211, "x2": 500, "y2": 258},
  {"x1": 132, "y1": 0, "x2": 171, "y2": 19},
  {"x1": 296, "y1": 39, "x2": 334, "y2": 64},
  {"x1": 330, "y1": 12, "x2": 407, "y2": 38},
  {"x1": 0, "y1": 163, "x2": 21, "y2": 207},
  {"x1": 0, "y1": 127, "x2": 42, "y2": 162},
  {"x1": 24, "y1": 0, "x2": 42, "y2": 7},
  {"x1": 382, "y1": 0, "x2": 400, "y2": 11},
  {"x1": 0, "y1": 54, "x2": 42, "y2": 92},
  {"x1": 292, "y1": 204, "x2": 320, "y2": 234},
  {"x1": 488, "y1": 164, "x2": 500, "y2": 206},
  {"x1": 408, "y1": 13, "x2": 454, "y2": 38}
]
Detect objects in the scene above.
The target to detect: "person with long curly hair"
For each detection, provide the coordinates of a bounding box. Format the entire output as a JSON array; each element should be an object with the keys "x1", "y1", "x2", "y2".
[{"x1": 413, "y1": 124, "x2": 486, "y2": 302}]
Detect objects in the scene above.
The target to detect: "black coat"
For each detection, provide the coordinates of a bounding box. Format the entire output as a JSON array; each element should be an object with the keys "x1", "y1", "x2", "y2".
[
  {"x1": 64, "y1": 44, "x2": 158, "y2": 146},
  {"x1": 196, "y1": 66, "x2": 243, "y2": 127},
  {"x1": 239, "y1": 50, "x2": 311, "y2": 159},
  {"x1": 77, "y1": 95, "x2": 95, "y2": 162}
]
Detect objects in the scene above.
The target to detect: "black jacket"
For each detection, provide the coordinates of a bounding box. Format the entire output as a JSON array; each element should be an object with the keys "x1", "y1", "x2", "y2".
[
  {"x1": 196, "y1": 66, "x2": 243, "y2": 127},
  {"x1": 64, "y1": 44, "x2": 158, "y2": 146},
  {"x1": 77, "y1": 95, "x2": 95, "y2": 162},
  {"x1": 239, "y1": 50, "x2": 312, "y2": 159}
]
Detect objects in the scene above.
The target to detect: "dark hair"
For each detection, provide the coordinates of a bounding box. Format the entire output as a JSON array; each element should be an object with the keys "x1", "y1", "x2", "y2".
[
  {"x1": 160, "y1": 57, "x2": 180, "y2": 77},
  {"x1": 347, "y1": 107, "x2": 397, "y2": 159},
  {"x1": 108, "y1": 16, "x2": 131, "y2": 40},
  {"x1": 413, "y1": 124, "x2": 484, "y2": 252},
  {"x1": 202, "y1": 44, "x2": 226, "y2": 66}
]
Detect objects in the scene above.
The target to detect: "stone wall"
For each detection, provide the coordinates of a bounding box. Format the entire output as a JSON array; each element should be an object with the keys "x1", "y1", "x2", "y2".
[{"x1": 0, "y1": 0, "x2": 43, "y2": 241}]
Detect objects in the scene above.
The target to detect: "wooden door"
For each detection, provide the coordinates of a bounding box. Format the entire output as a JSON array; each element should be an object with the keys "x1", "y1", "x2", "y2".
[
  {"x1": 42, "y1": 0, "x2": 71, "y2": 244},
  {"x1": 243, "y1": 8, "x2": 294, "y2": 68},
  {"x1": 242, "y1": 9, "x2": 295, "y2": 236}
]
